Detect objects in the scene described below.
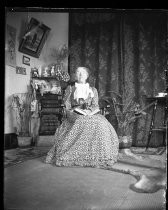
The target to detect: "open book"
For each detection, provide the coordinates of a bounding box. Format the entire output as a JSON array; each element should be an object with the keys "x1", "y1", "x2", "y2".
[{"x1": 73, "y1": 107, "x2": 100, "y2": 116}]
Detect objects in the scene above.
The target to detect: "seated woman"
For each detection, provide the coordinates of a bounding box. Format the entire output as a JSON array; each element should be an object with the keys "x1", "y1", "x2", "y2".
[{"x1": 45, "y1": 67, "x2": 119, "y2": 168}]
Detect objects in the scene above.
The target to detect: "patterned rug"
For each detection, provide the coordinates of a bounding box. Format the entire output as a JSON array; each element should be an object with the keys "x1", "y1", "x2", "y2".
[
  {"x1": 4, "y1": 146, "x2": 166, "y2": 168},
  {"x1": 4, "y1": 146, "x2": 167, "y2": 196},
  {"x1": 4, "y1": 147, "x2": 49, "y2": 168}
]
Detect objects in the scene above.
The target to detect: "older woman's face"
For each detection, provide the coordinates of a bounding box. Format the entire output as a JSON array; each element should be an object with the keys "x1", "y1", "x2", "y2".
[{"x1": 76, "y1": 68, "x2": 88, "y2": 83}]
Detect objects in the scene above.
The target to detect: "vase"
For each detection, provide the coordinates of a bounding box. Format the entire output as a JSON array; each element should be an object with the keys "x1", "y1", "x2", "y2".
[
  {"x1": 18, "y1": 136, "x2": 32, "y2": 148},
  {"x1": 119, "y1": 135, "x2": 132, "y2": 149}
]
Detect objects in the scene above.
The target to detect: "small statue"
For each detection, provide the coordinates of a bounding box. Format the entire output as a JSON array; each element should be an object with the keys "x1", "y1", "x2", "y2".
[
  {"x1": 43, "y1": 67, "x2": 49, "y2": 77},
  {"x1": 51, "y1": 66, "x2": 55, "y2": 76},
  {"x1": 38, "y1": 67, "x2": 42, "y2": 77}
]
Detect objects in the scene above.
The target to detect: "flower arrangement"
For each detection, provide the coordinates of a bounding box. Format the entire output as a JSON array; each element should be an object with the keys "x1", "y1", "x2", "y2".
[
  {"x1": 44, "y1": 44, "x2": 70, "y2": 82},
  {"x1": 48, "y1": 64, "x2": 70, "y2": 82},
  {"x1": 55, "y1": 68, "x2": 70, "y2": 82}
]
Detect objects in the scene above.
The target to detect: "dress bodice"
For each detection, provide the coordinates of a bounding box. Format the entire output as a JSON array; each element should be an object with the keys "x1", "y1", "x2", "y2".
[{"x1": 63, "y1": 84, "x2": 99, "y2": 111}]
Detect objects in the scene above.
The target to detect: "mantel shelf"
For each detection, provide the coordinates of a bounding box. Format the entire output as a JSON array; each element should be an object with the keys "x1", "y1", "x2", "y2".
[
  {"x1": 31, "y1": 76, "x2": 59, "y2": 80},
  {"x1": 36, "y1": 92, "x2": 62, "y2": 97}
]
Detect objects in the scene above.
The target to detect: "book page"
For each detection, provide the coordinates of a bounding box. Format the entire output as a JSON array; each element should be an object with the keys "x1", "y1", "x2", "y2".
[
  {"x1": 73, "y1": 108, "x2": 87, "y2": 115},
  {"x1": 74, "y1": 108, "x2": 100, "y2": 116},
  {"x1": 88, "y1": 108, "x2": 100, "y2": 115}
]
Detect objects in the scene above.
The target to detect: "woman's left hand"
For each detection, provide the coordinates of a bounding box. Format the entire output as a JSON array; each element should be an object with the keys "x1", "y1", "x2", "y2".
[{"x1": 83, "y1": 109, "x2": 92, "y2": 115}]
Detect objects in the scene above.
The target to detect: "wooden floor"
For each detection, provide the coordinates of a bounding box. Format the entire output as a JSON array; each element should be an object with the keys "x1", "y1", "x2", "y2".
[{"x1": 4, "y1": 156, "x2": 165, "y2": 210}]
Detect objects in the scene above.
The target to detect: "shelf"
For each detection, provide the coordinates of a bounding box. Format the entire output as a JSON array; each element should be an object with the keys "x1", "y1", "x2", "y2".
[
  {"x1": 36, "y1": 93, "x2": 63, "y2": 98},
  {"x1": 40, "y1": 111, "x2": 62, "y2": 114},
  {"x1": 32, "y1": 76, "x2": 59, "y2": 80},
  {"x1": 39, "y1": 131, "x2": 55, "y2": 135}
]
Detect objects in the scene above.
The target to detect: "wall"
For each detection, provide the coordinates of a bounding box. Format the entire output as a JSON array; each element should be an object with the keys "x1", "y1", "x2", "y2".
[{"x1": 5, "y1": 12, "x2": 69, "y2": 133}]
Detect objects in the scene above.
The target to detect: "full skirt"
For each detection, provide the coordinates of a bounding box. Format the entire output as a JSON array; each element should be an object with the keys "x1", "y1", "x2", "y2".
[{"x1": 45, "y1": 114, "x2": 119, "y2": 168}]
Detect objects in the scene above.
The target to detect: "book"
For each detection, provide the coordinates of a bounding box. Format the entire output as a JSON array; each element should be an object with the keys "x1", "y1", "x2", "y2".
[{"x1": 73, "y1": 107, "x2": 100, "y2": 116}]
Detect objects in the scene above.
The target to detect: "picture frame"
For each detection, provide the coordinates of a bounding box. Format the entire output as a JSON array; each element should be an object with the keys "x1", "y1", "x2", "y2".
[
  {"x1": 16, "y1": 66, "x2": 26, "y2": 75},
  {"x1": 31, "y1": 68, "x2": 39, "y2": 77},
  {"x1": 18, "y1": 18, "x2": 51, "y2": 58},
  {"x1": 22, "y1": 55, "x2": 30, "y2": 66}
]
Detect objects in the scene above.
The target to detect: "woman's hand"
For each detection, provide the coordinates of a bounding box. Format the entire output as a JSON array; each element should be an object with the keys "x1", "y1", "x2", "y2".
[{"x1": 83, "y1": 109, "x2": 92, "y2": 115}]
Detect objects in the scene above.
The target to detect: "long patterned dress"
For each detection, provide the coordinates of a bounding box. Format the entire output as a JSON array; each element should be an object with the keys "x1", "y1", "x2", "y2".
[{"x1": 45, "y1": 85, "x2": 119, "y2": 168}]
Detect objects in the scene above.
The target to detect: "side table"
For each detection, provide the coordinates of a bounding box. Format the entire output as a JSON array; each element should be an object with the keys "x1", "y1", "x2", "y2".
[{"x1": 146, "y1": 96, "x2": 168, "y2": 150}]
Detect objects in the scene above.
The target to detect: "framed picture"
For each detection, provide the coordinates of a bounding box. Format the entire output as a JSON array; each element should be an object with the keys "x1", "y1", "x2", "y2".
[
  {"x1": 31, "y1": 68, "x2": 39, "y2": 77},
  {"x1": 5, "y1": 24, "x2": 16, "y2": 67},
  {"x1": 19, "y1": 18, "x2": 51, "y2": 58},
  {"x1": 22, "y1": 55, "x2": 30, "y2": 66},
  {"x1": 16, "y1": 66, "x2": 26, "y2": 75}
]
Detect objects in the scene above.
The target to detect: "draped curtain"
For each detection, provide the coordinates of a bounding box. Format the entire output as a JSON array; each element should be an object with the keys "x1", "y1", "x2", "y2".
[{"x1": 68, "y1": 11, "x2": 168, "y2": 147}]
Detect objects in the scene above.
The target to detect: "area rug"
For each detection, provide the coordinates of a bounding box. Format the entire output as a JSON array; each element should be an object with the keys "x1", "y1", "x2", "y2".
[
  {"x1": 4, "y1": 146, "x2": 167, "y2": 196},
  {"x1": 105, "y1": 147, "x2": 167, "y2": 194},
  {"x1": 4, "y1": 147, "x2": 48, "y2": 168}
]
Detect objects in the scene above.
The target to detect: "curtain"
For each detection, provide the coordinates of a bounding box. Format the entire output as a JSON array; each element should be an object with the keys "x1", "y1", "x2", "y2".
[{"x1": 69, "y1": 11, "x2": 168, "y2": 147}]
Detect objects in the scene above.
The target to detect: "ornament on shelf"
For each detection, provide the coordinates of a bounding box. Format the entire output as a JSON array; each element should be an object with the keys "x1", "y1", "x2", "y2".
[
  {"x1": 38, "y1": 66, "x2": 42, "y2": 77},
  {"x1": 43, "y1": 67, "x2": 50, "y2": 77},
  {"x1": 51, "y1": 66, "x2": 55, "y2": 76},
  {"x1": 31, "y1": 67, "x2": 39, "y2": 77}
]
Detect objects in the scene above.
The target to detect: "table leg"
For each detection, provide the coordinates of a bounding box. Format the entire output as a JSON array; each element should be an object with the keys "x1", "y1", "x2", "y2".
[{"x1": 146, "y1": 100, "x2": 158, "y2": 150}]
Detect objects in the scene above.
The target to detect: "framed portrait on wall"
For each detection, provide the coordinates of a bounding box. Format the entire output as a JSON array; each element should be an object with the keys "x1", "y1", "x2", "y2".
[
  {"x1": 19, "y1": 18, "x2": 51, "y2": 58},
  {"x1": 5, "y1": 24, "x2": 17, "y2": 67},
  {"x1": 16, "y1": 66, "x2": 26, "y2": 75},
  {"x1": 22, "y1": 55, "x2": 30, "y2": 66}
]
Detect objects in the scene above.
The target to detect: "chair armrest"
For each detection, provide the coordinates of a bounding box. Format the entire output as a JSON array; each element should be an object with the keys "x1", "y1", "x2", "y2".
[{"x1": 99, "y1": 105, "x2": 110, "y2": 116}]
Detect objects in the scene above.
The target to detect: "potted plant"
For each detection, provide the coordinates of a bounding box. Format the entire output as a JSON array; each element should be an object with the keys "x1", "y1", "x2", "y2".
[
  {"x1": 48, "y1": 44, "x2": 70, "y2": 88},
  {"x1": 99, "y1": 92, "x2": 146, "y2": 149},
  {"x1": 50, "y1": 44, "x2": 69, "y2": 63},
  {"x1": 49, "y1": 44, "x2": 69, "y2": 74},
  {"x1": 10, "y1": 93, "x2": 33, "y2": 147}
]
